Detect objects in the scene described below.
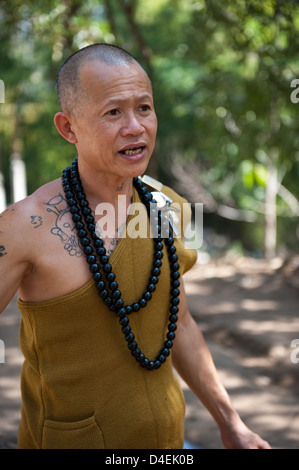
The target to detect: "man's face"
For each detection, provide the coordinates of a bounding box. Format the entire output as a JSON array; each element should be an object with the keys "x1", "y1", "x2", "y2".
[{"x1": 70, "y1": 60, "x2": 157, "y2": 180}]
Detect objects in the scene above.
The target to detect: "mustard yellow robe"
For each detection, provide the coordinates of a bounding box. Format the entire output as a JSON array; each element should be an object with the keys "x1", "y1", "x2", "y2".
[{"x1": 17, "y1": 184, "x2": 197, "y2": 449}]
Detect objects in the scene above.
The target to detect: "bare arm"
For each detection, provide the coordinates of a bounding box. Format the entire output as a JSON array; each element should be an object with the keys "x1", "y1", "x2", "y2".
[
  {"x1": 0, "y1": 204, "x2": 32, "y2": 313},
  {"x1": 172, "y1": 280, "x2": 271, "y2": 449}
]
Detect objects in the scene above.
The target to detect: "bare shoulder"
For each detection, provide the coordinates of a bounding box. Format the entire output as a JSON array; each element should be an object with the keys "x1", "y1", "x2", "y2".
[
  {"x1": 0, "y1": 178, "x2": 63, "y2": 239},
  {"x1": 23, "y1": 178, "x2": 64, "y2": 225},
  {"x1": 0, "y1": 178, "x2": 67, "y2": 311}
]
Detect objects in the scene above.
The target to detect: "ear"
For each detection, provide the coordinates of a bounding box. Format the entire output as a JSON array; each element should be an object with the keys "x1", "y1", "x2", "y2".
[{"x1": 54, "y1": 112, "x2": 78, "y2": 144}]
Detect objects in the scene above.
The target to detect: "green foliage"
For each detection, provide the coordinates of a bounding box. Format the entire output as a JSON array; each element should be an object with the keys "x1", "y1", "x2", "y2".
[{"x1": 0, "y1": 0, "x2": 298, "y2": 254}]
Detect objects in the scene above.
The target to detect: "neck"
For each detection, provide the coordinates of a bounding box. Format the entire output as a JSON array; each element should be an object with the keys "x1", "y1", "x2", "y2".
[{"x1": 77, "y1": 159, "x2": 133, "y2": 211}]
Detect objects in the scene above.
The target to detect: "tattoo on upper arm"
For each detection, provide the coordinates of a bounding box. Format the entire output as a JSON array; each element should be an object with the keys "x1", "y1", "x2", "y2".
[
  {"x1": 30, "y1": 215, "x2": 43, "y2": 228},
  {"x1": 44, "y1": 193, "x2": 83, "y2": 257},
  {"x1": 0, "y1": 209, "x2": 14, "y2": 257},
  {"x1": 0, "y1": 245, "x2": 7, "y2": 257}
]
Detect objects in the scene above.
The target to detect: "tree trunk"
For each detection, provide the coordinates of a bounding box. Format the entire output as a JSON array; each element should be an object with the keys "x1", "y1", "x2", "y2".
[
  {"x1": 10, "y1": 139, "x2": 27, "y2": 203},
  {"x1": 264, "y1": 162, "x2": 277, "y2": 259},
  {"x1": 119, "y1": 0, "x2": 154, "y2": 80}
]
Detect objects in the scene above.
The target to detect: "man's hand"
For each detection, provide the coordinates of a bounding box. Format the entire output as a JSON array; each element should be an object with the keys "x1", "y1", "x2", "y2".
[
  {"x1": 220, "y1": 419, "x2": 271, "y2": 449},
  {"x1": 172, "y1": 280, "x2": 271, "y2": 450}
]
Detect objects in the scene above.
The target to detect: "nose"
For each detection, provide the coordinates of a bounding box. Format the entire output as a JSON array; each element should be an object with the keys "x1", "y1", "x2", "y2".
[{"x1": 120, "y1": 112, "x2": 145, "y2": 136}]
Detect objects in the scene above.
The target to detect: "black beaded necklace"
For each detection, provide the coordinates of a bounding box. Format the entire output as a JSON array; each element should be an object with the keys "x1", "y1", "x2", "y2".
[{"x1": 61, "y1": 158, "x2": 180, "y2": 371}]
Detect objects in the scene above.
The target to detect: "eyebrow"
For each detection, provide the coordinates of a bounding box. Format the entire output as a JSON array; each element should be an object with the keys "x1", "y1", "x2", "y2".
[{"x1": 104, "y1": 93, "x2": 153, "y2": 106}]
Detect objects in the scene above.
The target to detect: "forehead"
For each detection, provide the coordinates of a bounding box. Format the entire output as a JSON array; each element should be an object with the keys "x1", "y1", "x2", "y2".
[{"x1": 79, "y1": 59, "x2": 153, "y2": 103}]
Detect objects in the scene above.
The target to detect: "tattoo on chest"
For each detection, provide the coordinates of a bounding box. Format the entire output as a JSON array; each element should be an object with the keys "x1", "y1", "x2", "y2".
[
  {"x1": 96, "y1": 222, "x2": 126, "y2": 255},
  {"x1": 44, "y1": 193, "x2": 83, "y2": 257},
  {"x1": 45, "y1": 193, "x2": 125, "y2": 258}
]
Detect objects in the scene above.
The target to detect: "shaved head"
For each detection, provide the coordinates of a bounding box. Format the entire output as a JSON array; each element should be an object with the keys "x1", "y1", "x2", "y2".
[{"x1": 57, "y1": 43, "x2": 144, "y2": 116}]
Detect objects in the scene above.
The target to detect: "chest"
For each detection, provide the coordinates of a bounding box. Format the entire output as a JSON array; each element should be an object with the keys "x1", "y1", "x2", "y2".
[{"x1": 19, "y1": 206, "x2": 161, "y2": 303}]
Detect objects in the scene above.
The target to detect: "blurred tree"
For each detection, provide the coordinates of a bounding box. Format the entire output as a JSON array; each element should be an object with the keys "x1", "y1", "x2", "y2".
[
  {"x1": 0, "y1": 0, "x2": 298, "y2": 256},
  {"x1": 139, "y1": 0, "x2": 299, "y2": 257}
]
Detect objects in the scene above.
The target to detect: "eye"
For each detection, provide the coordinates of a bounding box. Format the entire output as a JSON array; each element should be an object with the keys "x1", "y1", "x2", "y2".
[
  {"x1": 140, "y1": 104, "x2": 151, "y2": 112},
  {"x1": 106, "y1": 108, "x2": 120, "y2": 116}
]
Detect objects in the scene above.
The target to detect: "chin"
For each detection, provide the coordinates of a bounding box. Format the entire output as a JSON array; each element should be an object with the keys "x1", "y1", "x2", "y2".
[
  {"x1": 121, "y1": 159, "x2": 150, "y2": 179},
  {"x1": 133, "y1": 163, "x2": 150, "y2": 178}
]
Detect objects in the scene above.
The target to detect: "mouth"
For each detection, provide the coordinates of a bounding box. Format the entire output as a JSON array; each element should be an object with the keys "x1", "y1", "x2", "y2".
[{"x1": 119, "y1": 144, "x2": 146, "y2": 157}]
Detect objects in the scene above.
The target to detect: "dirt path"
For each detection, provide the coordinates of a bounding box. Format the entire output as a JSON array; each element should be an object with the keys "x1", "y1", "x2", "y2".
[
  {"x1": 0, "y1": 256, "x2": 298, "y2": 449},
  {"x1": 182, "y1": 256, "x2": 299, "y2": 449}
]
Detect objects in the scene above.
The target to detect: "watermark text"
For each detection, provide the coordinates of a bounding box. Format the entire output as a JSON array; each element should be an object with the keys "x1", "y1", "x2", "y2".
[
  {"x1": 290, "y1": 339, "x2": 299, "y2": 364},
  {"x1": 0, "y1": 80, "x2": 4, "y2": 103},
  {"x1": 95, "y1": 197, "x2": 203, "y2": 249},
  {"x1": 0, "y1": 339, "x2": 4, "y2": 363},
  {"x1": 290, "y1": 79, "x2": 299, "y2": 103}
]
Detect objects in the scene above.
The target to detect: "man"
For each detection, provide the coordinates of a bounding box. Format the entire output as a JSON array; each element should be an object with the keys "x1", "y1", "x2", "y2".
[{"x1": 0, "y1": 43, "x2": 270, "y2": 449}]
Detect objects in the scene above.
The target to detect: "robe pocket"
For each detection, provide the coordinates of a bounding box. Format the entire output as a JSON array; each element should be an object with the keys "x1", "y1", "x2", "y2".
[{"x1": 42, "y1": 415, "x2": 105, "y2": 449}]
